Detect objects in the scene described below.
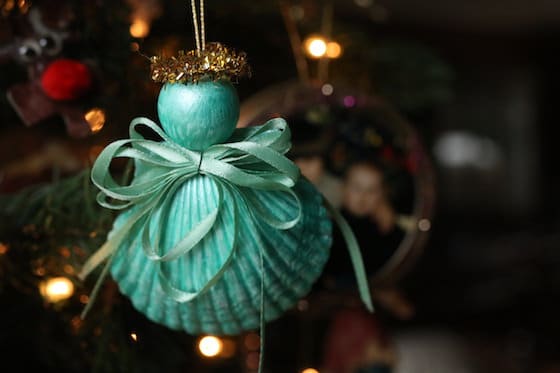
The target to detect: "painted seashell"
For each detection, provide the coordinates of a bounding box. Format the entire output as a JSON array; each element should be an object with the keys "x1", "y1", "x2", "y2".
[
  {"x1": 91, "y1": 80, "x2": 333, "y2": 335},
  {"x1": 110, "y1": 173, "x2": 331, "y2": 335}
]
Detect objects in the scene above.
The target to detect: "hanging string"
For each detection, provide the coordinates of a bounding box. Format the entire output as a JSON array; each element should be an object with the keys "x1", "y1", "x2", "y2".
[
  {"x1": 200, "y1": 0, "x2": 206, "y2": 51},
  {"x1": 190, "y1": 0, "x2": 201, "y2": 54},
  {"x1": 190, "y1": 0, "x2": 206, "y2": 54}
]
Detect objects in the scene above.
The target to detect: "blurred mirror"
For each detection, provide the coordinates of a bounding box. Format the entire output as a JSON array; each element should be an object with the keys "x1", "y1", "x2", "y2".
[{"x1": 240, "y1": 81, "x2": 435, "y2": 285}]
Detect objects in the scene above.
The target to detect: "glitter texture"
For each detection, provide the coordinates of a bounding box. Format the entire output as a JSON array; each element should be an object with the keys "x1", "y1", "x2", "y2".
[{"x1": 150, "y1": 42, "x2": 250, "y2": 84}]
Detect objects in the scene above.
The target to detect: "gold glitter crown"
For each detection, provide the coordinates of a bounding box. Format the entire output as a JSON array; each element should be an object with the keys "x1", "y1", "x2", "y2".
[{"x1": 150, "y1": 42, "x2": 250, "y2": 84}]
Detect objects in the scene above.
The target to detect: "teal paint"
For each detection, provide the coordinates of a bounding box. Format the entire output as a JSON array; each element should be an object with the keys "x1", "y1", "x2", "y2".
[
  {"x1": 157, "y1": 80, "x2": 239, "y2": 151},
  {"x1": 110, "y1": 177, "x2": 331, "y2": 335}
]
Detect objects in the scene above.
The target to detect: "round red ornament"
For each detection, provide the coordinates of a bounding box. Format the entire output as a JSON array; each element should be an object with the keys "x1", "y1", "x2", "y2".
[{"x1": 40, "y1": 59, "x2": 93, "y2": 101}]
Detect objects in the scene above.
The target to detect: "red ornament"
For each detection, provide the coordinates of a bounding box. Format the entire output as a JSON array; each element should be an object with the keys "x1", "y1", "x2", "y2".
[
  {"x1": 323, "y1": 309, "x2": 390, "y2": 373},
  {"x1": 40, "y1": 59, "x2": 93, "y2": 101}
]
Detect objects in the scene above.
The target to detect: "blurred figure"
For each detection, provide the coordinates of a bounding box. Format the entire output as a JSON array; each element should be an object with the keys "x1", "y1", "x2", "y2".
[
  {"x1": 342, "y1": 161, "x2": 401, "y2": 236},
  {"x1": 295, "y1": 155, "x2": 342, "y2": 207},
  {"x1": 325, "y1": 160, "x2": 405, "y2": 278}
]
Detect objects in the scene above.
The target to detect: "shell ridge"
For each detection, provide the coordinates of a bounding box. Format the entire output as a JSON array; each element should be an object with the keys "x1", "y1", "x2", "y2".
[
  {"x1": 198, "y1": 176, "x2": 225, "y2": 334},
  {"x1": 208, "y1": 185, "x2": 243, "y2": 334},
  {"x1": 107, "y1": 170, "x2": 333, "y2": 334},
  {"x1": 234, "y1": 191, "x2": 286, "y2": 322}
]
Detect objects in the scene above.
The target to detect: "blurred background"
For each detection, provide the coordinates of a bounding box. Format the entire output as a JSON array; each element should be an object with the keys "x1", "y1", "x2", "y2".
[{"x1": 1, "y1": 0, "x2": 560, "y2": 372}]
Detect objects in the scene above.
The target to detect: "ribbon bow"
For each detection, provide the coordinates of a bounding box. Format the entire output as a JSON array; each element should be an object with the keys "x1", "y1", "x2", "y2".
[{"x1": 79, "y1": 116, "x2": 373, "y2": 318}]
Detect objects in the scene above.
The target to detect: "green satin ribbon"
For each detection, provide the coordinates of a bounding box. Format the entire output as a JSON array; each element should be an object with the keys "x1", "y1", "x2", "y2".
[{"x1": 79, "y1": 116, "x2": 373, "y2": 370}]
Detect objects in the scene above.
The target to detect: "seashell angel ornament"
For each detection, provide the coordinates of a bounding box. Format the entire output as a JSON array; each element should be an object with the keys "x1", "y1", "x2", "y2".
[{"x1": 79, "y1": 2, "x2": 372, "y2": 371}]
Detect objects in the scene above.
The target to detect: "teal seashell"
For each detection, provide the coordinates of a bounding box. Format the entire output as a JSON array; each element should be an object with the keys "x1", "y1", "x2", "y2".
[
  {"x1": 157, "y1": 81, "x2": 239, "y2": 151},
  {"x1": 109, "y1": 174, "x2": 331, "y2": 335}
]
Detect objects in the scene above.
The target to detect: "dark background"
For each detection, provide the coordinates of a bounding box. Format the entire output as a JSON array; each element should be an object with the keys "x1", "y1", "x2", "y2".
[{"x1": 1, "y1": 0, "x2": 560, "y2": 372}]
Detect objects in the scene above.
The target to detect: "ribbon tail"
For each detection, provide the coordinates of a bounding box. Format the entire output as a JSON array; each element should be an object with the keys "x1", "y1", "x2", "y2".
[
  {"x1": 78, "y1": 239, "x2": 117, "y2": 281},
  {"x1": 79, "y1": 208, "x2": 147, "y2": 318},
  {"x1": 80, "y1": 255, "x2": 114, "y2": 320},
  {"x1": 78, "y1": 234, "x2": 122, "y2": 320},
  {"x1": 250, "y1": 221, "x2": 267, "y2": 373},
  {"x1": 258, "y1": 237, "x2": 265, "y2": 373},
  {"x1": 324, "y1": 199, "x2": 375, "y2": 313}
]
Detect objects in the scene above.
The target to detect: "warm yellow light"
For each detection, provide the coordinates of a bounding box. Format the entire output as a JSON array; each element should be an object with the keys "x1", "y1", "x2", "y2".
[
  {"x1": 40, "y1": 277, "x2": 74, "y2": 303},
  {"x1": 130, "y1": 18, "x2": 150, "y2": 38},
  {"x1": 302, "y1": 369, "x2": 320, "y2": 373},
  {"x1": 304, "y1": 36, "x2": 328, "y2": 58},
  {"x1": 84, "y1": 108, "x2": 106, "y2": 134},
  {"x1": 198, "y1": 336, "x2": 223, "y2": 357},
  {"x1": 220, "y1": 339, "x2": 237, "y2": 358},
  {"x1": 3, "y1": 0, "x2": 15, "y2": 12},
  {"x1": 0, "y1": 242, "x2": 8, "y2": 255},
  {"x1": 326, "y1": 42, "x2": 342, "y2": 58},
  {"x1": 130, "y1": 332, "x2": 138, "y2": 342}
]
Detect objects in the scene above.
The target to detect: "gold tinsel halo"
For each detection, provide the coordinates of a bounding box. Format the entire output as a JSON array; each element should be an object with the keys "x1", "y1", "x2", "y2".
[{"x1": 150, "y1": 42, "x2": 250, "y2": 84}]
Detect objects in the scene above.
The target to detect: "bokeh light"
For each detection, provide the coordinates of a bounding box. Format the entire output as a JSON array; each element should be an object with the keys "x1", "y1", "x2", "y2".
[
  {"x1": 198, "y1": 336, "x2": 223, "y2": 358},
  {"x1": 321, "y1": 83, "x2": 334, "y2": 96},
  {"x1": 304, "y1": 36, "x2": 328, "y2": 58},
  {"x1": 129, "y1": 18, "x2": 150, "y2": 38},
  {"x1": 39, "y1": 277, "x2": 74, "y2": 303},
  {"x1": 84, "y1": 108, "x2": 106, "y2": 134},
  {"x1": 326, "y1": 41, "x2": 342, "y2": 58},
  {"x1": 302, "y1": 368, "x2": 320, "y2": 373}
]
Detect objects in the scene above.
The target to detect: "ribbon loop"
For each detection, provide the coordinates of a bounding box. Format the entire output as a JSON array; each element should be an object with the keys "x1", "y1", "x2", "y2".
[
  {"x1": 81, "y1": 117, "x2": 305, "y2": 304},
  {"x1": 81, "y1": 115, "x2": 373, "y2": 319}
]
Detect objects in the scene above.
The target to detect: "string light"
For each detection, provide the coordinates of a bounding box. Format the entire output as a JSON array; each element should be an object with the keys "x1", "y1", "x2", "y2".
[
  {"x1": 343, "y1": 96, "x2": 356, "y2": 108},
  {"x1": 39, "y1": 277, "x2": 74, "y2": 303},
  {"x1": 302, "y1": 369, "x2": 319, "y2": 373},
  {"x1": 303, "y1": 36, "x2": 343, "y2": 60},
  {"x1": 418, "y1": 218, "x2": 431, "y2": 232},
  {"x1": 130, "y1": 332, "x2": 138, "y2": 342},
  {"x1": 321, "y1": 83, "x2": 334, "y2": 96},
  {"x1": 198, "y1": 336, "x2": 223, "y2": 357},
  {"x1": 70, "y1": 316, "x2": 82, "y2": 332},
  {"x1": 84, "y1": 108, "x2": 106, "y2": 134},
  {"x1": 63, "y1": 264, "x2": 75, "y2": 275},
  {"x1": 326, "y1": 41, "x2": 342, "y2": 59},
  {"x1": 0, "y1": 242, "x2": 8, "y2": 255},
  {"x1": 304, "y1": 36, "x2": 328, "y2": 58},
  {"x1": 129, "y1": 18, "x2": 150, "y2": 38}
]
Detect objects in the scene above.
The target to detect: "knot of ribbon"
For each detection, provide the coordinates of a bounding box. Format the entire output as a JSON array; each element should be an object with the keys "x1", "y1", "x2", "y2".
[{"x1": 79, "y1": 116, "x2": 373, "y2": 320}]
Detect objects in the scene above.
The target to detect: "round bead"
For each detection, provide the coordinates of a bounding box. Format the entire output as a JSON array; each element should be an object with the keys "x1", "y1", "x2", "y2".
[{"x1": 157, "y1": 80, "x2": 239, "y2": 151}]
